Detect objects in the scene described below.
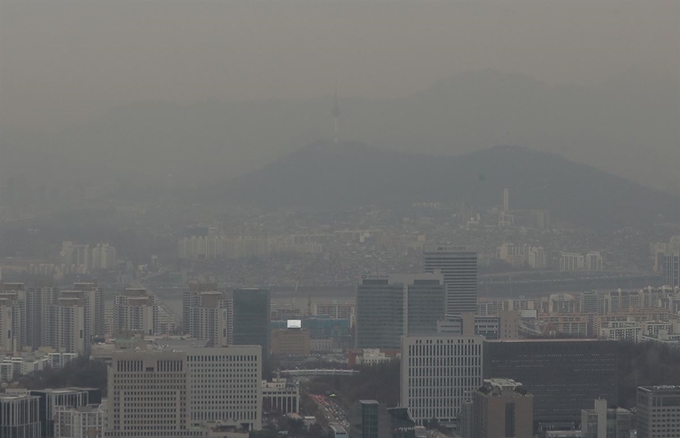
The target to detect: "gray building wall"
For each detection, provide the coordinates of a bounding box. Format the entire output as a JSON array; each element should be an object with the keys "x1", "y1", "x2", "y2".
[{"x1": 233, "y1": 288, "x2": 271, "y2": 356}]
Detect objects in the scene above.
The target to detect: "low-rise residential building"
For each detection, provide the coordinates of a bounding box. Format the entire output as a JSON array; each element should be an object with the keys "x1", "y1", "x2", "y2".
[{"x1": 262, "y1": 379, "x2": 299, "y2": 415}]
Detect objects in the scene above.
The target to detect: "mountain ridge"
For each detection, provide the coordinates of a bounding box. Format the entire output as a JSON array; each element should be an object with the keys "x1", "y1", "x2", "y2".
[{"x1": 216, "y1": 140, "x2": 680, "y2": 229}]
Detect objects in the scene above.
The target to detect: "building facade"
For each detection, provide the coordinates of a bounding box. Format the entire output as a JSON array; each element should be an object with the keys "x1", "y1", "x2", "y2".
[
  {"x1": 112, "y1": 288, "x2": 157, "y2": 336},
  {"x1": 356, "y1": 274, "x2": 445, "y2": 350},
  {"x1": 0, "y1": 393, "x2": 41, "y2": 438},
  {"x1": 483, "y1": 340, "x2": 618, "y2": 426},
  {"x1": 580, "y1": 399, "x2": 631, "y2": 438},
  {"x1": 401, "y1": 335, "x2": 483, "y2": 425},
  {"x1": 232, "y1": 289, "x2": 271, "y2": 358},
  {"x1": 107, "y1": 347, "x2": 263, "y2": 437},
  {"x1": 636, "y1": 386, "x2": 680, "y2": 438},
  {"x1": 54, "y1": 404, "x2": 106, "y2": 438},
  {"x1": 185, "y1": 347, "x2": 262, "y2": 430},
  {"x1": 262, "y1": 379, "x2": 299, "y2": 415},
  {"x1": 271, "y1": 329, "x2": 311, "y2": 355},
  {"x1": 48, "y1": 297, "x2": 89, "y2": 355},
  {"x1": 467, "y1": 379, "x2": 534, "y2": 438},
  {"x1": 188, "y1": 291, "x2": 233, "y2": 347},
  {"x1": 423, "y1": 245, "x2": 478, "y2": 316},
  {"x1": 30, "y1": 388, "x2": 99, "y2": 438},
  {"x1": 349, "y1": 400, "x2": 389, "y2": 438},
  {"x1": 356, "y1": 276, "x2": 405, "y2": 350}
]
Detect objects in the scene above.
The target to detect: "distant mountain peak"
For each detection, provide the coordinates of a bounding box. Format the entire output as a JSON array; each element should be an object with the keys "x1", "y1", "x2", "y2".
[{"x1": 215, "y1": 141, "x2": 679, "y2": 229}]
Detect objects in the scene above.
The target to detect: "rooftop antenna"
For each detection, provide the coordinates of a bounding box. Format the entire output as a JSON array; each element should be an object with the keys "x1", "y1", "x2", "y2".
[{"x1": 332, "y1": 82, "x2": 340, "y2": 144}]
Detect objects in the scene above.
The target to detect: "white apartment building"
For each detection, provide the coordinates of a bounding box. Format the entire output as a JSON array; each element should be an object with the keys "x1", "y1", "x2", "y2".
[
  {"x1": 585, "y1": 252, "x2": 604, "y2": 271},
  {"x1": 54, "y1": 404, "x2": 106, "y2": 438},
  {"x1": 401, "y1": 335, "x2": 484, "y2": 425},
  {"x1": 187, "y1": 292, "x2": 233, "y2": 347},
  {"x1": 560, "y1": 253, "x2": 585, "y2": 271},
  {"x1": 49, "y1": 297, "x2": 89, "y2": 355},
  {"x1": 112, "y1": 289, "x2": 157, "y2": 336},
  {"x1": 72, "y1": 283, "x2": 105, "y2": 337},
  {"x1": 0, "y1": 292, "x2": 24, "y2": 352},
  {"x1": 0, "y1": 352, "x2": 77, "y2": 382},
  {"x1": 600, "y1": 322, "x2": 642, "y2": 342}
]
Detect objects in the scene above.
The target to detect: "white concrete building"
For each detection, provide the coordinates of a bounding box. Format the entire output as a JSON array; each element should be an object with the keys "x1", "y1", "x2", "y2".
[
  {"x1": 188, "y1": 292, "x2": 233, "y2": 347},
  {"x1": 186, "y1": 347, "x2": 262, "y2": 430},
  {"x1": 585, "y1": 252, "x2": 604, "y2": 271},
  {"x1": 112, "y1": 289, "x2": 157, "y2": 336},
  {"x1": 107, "y1": 346, "x2": 262, "y2": 438},
  {"x1": 107, "y1": 351, "x2": 196, "y2": 438},
  {"x1": 54, "y1": 404, "x2": 106, "y2": 438},
  {"x1": 0, "y1": 292, "x2": 24, "y2": 353},
  {"x1": 560, "y1": 253, "x2": 585, "y2": 271},
  {"x1": 401, "y1": 335, "x2": 483, "y2": 425},
  {"x1": 49, "y1": 297, "x2": 88, "y2": 355},
  {"x1": 262, "y1": 378, "x2": 299, "y2": 414}
]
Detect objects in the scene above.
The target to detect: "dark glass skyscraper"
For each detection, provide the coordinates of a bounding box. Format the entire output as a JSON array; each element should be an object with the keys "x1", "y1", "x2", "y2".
[
  {"x1": 484, "y1": 339, "x2": 618, "y2": 427},
  {"x1": 232, "y1": 288, "x2": 271, "y2": 356},
  {"x1": 423, "y1": 244, "x2": 478, "y2": 316},
  {"x1": 355, "y1": 274, "x2": 444, "y2": 349},
  {"x1": 356, "y1": 276, "x2": 405, "y2": 350}
]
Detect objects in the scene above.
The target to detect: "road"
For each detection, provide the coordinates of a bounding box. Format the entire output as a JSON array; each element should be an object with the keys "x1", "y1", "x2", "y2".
[{"x1": 309, "y1": 394, "x2": 350, "y2": 430}]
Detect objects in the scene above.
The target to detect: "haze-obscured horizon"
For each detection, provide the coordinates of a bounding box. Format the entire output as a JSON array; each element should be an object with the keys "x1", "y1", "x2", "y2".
[{"x1": 1, "y1": 0, "x2": 678, "y2": 192}]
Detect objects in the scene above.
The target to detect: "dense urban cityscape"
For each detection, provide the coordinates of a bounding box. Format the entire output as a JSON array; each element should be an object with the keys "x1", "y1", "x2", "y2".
[
  {"x1": 0, "y1": 180, "x2": 678, "y2": 437},
  {"x1": 1, "y1": 1, "x2": 679, "y2": 438}
]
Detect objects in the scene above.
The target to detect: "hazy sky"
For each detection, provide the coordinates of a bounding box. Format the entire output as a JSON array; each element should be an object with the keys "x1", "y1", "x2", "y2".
[{"x1": 1, "y1": 0, "x2": 678, "y2": 131}]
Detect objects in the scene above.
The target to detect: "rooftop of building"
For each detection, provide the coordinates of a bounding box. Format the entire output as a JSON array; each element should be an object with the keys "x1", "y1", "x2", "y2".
[
  {"x1": 0, "y1": 393, "x2": 38, "y2": 400},
  {"x1": 484, "y1": 338, "x2": 610, "y2": 343},
  {"x1": 639, "y1": 385, "x2": 680, "y2": 392}
]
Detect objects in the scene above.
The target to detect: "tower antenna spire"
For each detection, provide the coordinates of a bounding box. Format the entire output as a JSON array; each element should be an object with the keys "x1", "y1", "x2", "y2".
[{"x1": 332, "y1": 82, "x2": 340, "y2": 144}]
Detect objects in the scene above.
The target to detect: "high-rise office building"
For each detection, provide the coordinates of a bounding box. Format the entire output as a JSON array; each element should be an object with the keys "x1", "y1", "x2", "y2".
[
  {"x1": 107, "y1": 351, "x2": 193, "y2": 438},
  {"x1": 26, "y1": 286, "x2": 58, "y2": 350},
  {"x1": 183, "y1": 283, "x2": 218, "y2": 331},
  {"x1": 186, "y1": 346, "x2": 262, "y2": 430},
  {"x1": 484, "y1": 339, "x2": 618, "y2": 426},
  {"x1": 356, "y1": 274, "x2": 444, "y2": 349},
  {"x1": 580, "y1": 399, "x2": 631, "y2": 438},
  {"x1": 54, "y1": 404, "x2": 106, "y2": 438},
  {"x1": 112, "y1": 288, "x2": 157, "y2": 336},
  {"x1": 48, "y1": 297, "x2": 89, "y2": 355},
  {"x1": 423, "y1": 245, "x2": 478, "y2": 315},
  {"x1": 356, "y1": 276, "x2": 405, "y2": 350},
  {"x1": 0, "y1": 393, "x2": 41, "y2": 438},
  {"x1": 636, "y1": 386, "x2": 680, "y2": 438},
  {"x1": 404, "y1": 274, "x2": 445, "y2": 336},
  {"x1": 188, "y1": 291, "x2": 232, "y2": 347},
  {"x1": 466, "y1": 379, "x2": 534, "y2": 438},
  {"x1": 349, "y1": 400, "x2": 390, "y2": 438},
  {"x1": 401, "y1": 335, "x2": 484, "y2": 425},
  {"x1": 73, "y1": 283, "x2": 104, "y2": 337},
  {"x1": 30, "y1": 388, "x2": 100, "y2": 438},
  {"x1": 107, "y1": 347, "x2": 262, "y2": 437},
  {"x1": 232, "y1": 288, "x2": 271, "y2": 357}
]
